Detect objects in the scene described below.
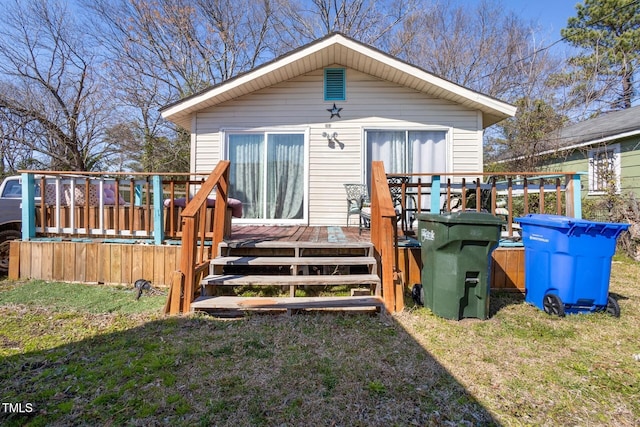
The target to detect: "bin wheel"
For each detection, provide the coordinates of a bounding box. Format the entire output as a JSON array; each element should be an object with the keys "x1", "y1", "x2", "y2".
[
  {"x1": 542, "y1": 294, "x2": 565, "y2": 317},
  {"x1": 606, "y1": 296, "x2": 621, "y2": 318}
]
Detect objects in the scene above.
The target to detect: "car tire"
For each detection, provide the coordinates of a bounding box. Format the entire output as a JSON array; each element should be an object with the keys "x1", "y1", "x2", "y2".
[{"x1": 0, "y1": 229, "x2": 21, "y2": 274}]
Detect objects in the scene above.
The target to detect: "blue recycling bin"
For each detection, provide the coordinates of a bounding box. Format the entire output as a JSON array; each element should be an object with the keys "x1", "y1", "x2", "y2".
[{"x1": 515, "y1": 214, "x2": 629, "y2": 317}]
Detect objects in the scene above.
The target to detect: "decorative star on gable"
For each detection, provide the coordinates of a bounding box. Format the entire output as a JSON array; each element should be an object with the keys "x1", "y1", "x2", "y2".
[{"x1": 327, "y1": 103, "x2": 342, "y2": 119}]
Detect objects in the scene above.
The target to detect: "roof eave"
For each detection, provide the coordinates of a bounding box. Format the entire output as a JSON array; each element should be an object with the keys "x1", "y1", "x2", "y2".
[
  {"x1": 161, "y1": 33, "x2": 516, "y2": 131},
  {"x1": 499, "y1": 129, "x2": 640, "y2": 163}
]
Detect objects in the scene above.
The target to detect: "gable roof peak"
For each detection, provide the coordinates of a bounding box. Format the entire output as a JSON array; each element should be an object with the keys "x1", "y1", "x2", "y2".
[{"x1": 160, "y1": 33, "x2": 516, "y2": 131}]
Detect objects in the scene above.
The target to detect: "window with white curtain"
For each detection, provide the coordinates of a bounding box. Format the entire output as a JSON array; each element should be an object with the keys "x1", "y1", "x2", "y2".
[
  {"x1": 365, "y1": 130, "x2": 448, "y2": 183},
  {"x1": 227, "y1": 132, "x2": 305, "y2": 221}
]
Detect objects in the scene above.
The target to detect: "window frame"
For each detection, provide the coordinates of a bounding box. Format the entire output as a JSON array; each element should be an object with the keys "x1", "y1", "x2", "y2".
[
  {"x1": 222, "y1": 128, "x2": 310, "y2": 225},
  {"x1": 362, "y1": 127, "x2": 450, "y2": 217},
  {"x1": 587, "y1": 143, "x2": 621, "y2": 195},
  {"x1": 362, "y1": 127, "x2": 451, "y2": 183}
]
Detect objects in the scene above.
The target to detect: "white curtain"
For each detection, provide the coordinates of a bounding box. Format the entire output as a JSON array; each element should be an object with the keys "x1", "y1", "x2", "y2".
[
  {"x1": 366, "y1": 130, "x2": 447, "y2": 211},
  {"x1": 266, "y1": 134, "x2": 304, "y2": 219},
  {"x1": 408, "y1": 131, "x2": 447, "y2": 210},
  {"x1": 409, "y1": 131, "x2": 447, "y2": 177},
  {"x1": 367, "y1": 130, "x2": 406, "y2": 176},
  {"x1": 228, "y1": 132, "x2": 304, "y2": 220},
  {"x1": 229, "y1": 134, "x2": 264, "y2": 218},
  {"x1": 366, "y1": 130, "x2": 446, "y2": 180}
]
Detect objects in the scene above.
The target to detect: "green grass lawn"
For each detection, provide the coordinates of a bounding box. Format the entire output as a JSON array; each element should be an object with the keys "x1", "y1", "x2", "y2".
[{"x1": 0, "y1": 258, "x2": 639, "y2": 426}]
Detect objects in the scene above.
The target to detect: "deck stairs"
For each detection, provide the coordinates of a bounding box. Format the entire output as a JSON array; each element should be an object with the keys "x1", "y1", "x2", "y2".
[{"x1": 190, "y1": 240, "x2": 384, "y2": 315}]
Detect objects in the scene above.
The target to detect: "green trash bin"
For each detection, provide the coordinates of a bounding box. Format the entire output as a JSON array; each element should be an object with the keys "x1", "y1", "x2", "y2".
[{"x1": 417, "y1": 212, "x2": 504, "y2": 320}]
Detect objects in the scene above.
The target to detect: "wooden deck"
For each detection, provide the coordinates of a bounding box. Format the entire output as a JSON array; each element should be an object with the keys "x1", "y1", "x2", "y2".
[
  {"x1": 222, "y1": 225, "x2": 371, "y2": 247},
  {"x1": 13, "y1": 166, "x2": 557, "y2": 315},
  {"x1": 9, "y1": 225, "x2": 525, "y2": 293},
  {"x1": 220, "y1": 225, "x2": 524, "y2": 292},
  {"x1": 8, "y1": 225, "x2": 372, "y2": 286}
]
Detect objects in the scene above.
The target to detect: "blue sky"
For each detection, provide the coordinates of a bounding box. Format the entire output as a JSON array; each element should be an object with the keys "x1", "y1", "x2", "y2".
[{"x1": 479, "y1": 0, "x2": 581, "y2": 41}]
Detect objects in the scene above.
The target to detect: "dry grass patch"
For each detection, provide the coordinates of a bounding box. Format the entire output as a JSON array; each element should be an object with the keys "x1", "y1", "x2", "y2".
[
  {"x1": 0, "y1": 257, "x2": 639, "y2": 426},
  {"x1": 397, "y1": 256, "x2": 640, "y2": 426},
  {"x1": 0, "y1": 281, "x2": 493, "y2": 426}
]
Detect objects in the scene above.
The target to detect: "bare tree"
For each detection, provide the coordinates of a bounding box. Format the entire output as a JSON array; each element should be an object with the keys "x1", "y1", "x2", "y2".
[
  {"x1": 0, "y1": 115, "x2": 37, "y2": 176},
  {"x1": 84, "y1": 0, "x2": 277, "y2": 172},
  {"x1": 0, "y1": 0, "x2": 118, "y2": 172},
  {"x1": 390, "y1": 0, "x2": 560, "y2": 101},
  {"x1": 488, "y1": 97, "x2": 568, "y2": 170},
  {"x1": 387, "y1": 0, "x2": 567, "y2": 170},
  {"x1": 272, "y1": 0, "x2": 418, "y2": 51}
]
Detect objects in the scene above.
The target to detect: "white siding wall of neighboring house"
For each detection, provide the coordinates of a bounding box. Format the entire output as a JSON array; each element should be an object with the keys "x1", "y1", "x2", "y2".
[{"x1": 192, "y1": 68, "x2": 482, "y2": 225}]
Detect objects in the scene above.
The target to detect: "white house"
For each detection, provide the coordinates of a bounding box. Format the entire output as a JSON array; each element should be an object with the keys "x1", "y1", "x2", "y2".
[{"x1": 160, "y1": 33, "x2": 516, "y2": 226}]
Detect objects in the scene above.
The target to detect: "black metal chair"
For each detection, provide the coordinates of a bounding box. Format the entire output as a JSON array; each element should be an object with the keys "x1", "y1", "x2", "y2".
[
  {"x1": 343, "y1": 183, "x2": 371, "y2": 234},
  {"x1": 386, "y1": 176, "x2": 413, "y2": 231}
]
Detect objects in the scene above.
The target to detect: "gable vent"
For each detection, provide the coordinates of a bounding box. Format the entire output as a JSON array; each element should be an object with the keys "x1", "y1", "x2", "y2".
[{"x1": 324, "y1": 68, "x2": 345, "y2": 101}]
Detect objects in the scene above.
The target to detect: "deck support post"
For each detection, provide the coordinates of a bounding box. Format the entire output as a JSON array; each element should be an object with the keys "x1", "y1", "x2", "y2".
[
  {"x1": 565, "y1": 174, "x2": 582, "y2": 219},
  {"x1": 430, "y1": 175, "x2": 441, "y2": 213},
  {"x1": 179, "y1": 217, "x2": 198, "y2": 313},
  {"x1": 572, "y1": 174, "x2": 582, "y2": 219},
  {"x1": 21, "y1": 173, "x2": 35, "y2": 240},
  {"x1": 152, "y1": 175, "x2": 164, "y2": 245}
]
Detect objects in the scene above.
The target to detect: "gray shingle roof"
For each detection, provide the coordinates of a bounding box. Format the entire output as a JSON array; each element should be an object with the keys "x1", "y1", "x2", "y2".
[{"x1": 552, "y1": 105, "x2": 640, "y2": 149}]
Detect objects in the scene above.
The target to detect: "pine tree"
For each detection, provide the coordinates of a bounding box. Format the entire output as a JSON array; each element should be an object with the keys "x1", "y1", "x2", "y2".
[{"x1": 560, "y1": 0, "x2": 640, "y2": 112}]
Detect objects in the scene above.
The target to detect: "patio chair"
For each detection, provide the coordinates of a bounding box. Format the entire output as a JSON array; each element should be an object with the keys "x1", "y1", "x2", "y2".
[
  {"x1": 344, "y1": 183, "x2": 371, "y2": 234},
  {"x1": 387, "y1": 176, "x2": 413, "y2": 231}
]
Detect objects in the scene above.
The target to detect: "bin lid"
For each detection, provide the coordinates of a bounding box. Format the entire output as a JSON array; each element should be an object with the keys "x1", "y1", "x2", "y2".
[
  {"x1": 416, "y1": 211, "x2": 505, "y2": 225},
  {"x1": 515, "y1": 213, "x2": 630, "y2": 231}
]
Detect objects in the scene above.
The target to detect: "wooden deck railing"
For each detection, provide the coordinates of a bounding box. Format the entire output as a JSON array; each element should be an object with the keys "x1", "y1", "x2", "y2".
[
  {"x1": 19, "y1": 171, "x2": 219, "y2": 243},
  {"x1": 165, "y1": 160, "x2": 230, "y2": 315},
  {"x1": 370, "y1": 161, "x2": 404, "y2": 313},
  {"x1": 386, "y1": 172, "x2": 583, "y2": 237}
]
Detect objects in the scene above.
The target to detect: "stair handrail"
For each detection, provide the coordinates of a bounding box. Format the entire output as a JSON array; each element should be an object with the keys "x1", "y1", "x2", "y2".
[
  {"x1": 165, "y1": 160, "x2": 230, "y2": 314},
  {"x1": 370, "y1": 161, "x2": 403, "y2": 313}
]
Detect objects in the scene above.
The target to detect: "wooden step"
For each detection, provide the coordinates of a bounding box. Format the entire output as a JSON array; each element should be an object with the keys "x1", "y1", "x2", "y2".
[
  {"x1": 210, "y1": 256, "x2": 377, "y2": 268},
  {"x1": 218, "y1": 240, "x2": 373, "y2": 257},
  {"x1": 220, "y1": 241, "x2": 374, "y2": 250},
  {"x1": 201, "y1": 273, "x2": 381, "y2": 288},
  {"x1": 190, "y1": 295, "x2": 385, "y2": 313}
]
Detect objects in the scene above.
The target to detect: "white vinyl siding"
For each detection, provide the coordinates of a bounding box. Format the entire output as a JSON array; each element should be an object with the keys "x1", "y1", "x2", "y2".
[{"x1": 193, "y1": 67, "x2": 481, "y2": 225}]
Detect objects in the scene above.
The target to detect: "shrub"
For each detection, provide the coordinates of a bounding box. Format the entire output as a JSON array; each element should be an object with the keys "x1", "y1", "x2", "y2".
[{"x1": 582, "y1": 192, "x2": 640, "y2": 260}]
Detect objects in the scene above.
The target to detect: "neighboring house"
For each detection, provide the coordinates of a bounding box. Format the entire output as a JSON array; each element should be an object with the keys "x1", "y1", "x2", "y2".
[
  {"x1": 160, "y1": 33, "x2": 516, "y2": 226},
  {"x1": 537, "y1": 106, "x2": 640, "y2": 199}
]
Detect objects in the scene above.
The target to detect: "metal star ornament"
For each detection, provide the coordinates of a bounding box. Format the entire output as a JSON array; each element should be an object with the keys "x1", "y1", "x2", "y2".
[{"x1": 327, "y1": 103, "x2": 342, "y2": 119}]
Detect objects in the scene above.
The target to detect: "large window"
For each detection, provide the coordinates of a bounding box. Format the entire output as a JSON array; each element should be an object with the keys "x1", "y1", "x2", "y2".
[
  {"x1": 227, "y1": 132, "x2": 305, "y2": 221},
  {"x1": 588, "y1": 143, "x2": 620, "y2": 194},
  {"x1": 365, "y1": 130, "x2": 447, "y2": 183}
]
